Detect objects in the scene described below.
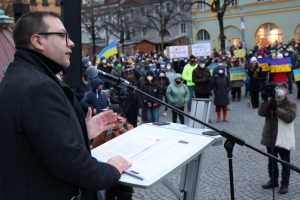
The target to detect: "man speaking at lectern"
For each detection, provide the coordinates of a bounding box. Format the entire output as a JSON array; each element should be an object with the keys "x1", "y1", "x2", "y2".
[{"x1": 0, "y1": 11, "x2": 131, "y2": 200}]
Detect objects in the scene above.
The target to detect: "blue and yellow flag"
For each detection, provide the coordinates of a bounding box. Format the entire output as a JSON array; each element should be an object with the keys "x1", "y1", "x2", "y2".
[{"x1": 96, "y1": 41, "x2": 118, "y2": 64}]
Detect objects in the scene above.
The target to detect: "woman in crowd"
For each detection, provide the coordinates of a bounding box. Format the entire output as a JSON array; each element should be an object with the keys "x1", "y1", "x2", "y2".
[{"x1": 166, "y1": 74, "x2": 189, "y2": 124}]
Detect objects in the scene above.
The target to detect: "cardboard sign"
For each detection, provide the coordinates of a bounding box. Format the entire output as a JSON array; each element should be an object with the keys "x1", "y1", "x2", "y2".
[
  {"x1": 293, "y1": 69, "x2": 300, "y2": 82},
  {"x1": 191, "y1": 42, "x2": 211, "y2": 57},
  {"x1": 270, "y1": 57, "x2": 292, "y2": 73},
  {"x1": 208, "y1": 63, "x2": 218, "y2": 75},
  {"x1": 229, "y1": 67, "x2": 246, "y2": 81},
  {"x1": 169, "y1": 45, "x2": 189, "y2": 59},
  {"x1": 233, "y1": 49, "x2": 246, "y2": 58}
]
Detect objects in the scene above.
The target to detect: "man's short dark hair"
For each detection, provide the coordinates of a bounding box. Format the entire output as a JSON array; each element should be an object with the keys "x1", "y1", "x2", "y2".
[{"x1": 13, "y1": 11, "x2": 60, "y2": 49}]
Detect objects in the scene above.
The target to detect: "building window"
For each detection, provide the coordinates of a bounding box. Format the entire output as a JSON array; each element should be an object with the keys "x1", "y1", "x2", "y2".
[
  {"x1": 180, "y1": 23, "x2": 186, "y2": 34},
  {"x1": 197, "y1": 29, "x2": 210, "y2": 41},
  {"x1": 55, "y1": 0, "x2": 61, "y2": 6},
  {"x1": 154, "y1": 4, "x2": 160, "y2": 14},
  {"x1": 255, "y1": 23, "x2": 283, "y2": 45},
  {"x1": 131, "y1": 28, "x2": 136, "y2": 38},
  {"x1": 42, "y1": 0, "x2": 49, "y2": 6},
  {"x1": 141, "y1": 7, "x2": 146, "y2": 16},
  {"x1": 198, "y1": 0, "x2": 206, "y2": 11},
  {"x1": 142, "y1": 27, "x2": 147, "y2": 37},
  {"x1": 228, "y1": 0, "x2": 238, "y2": 6},
  {"x1": 166, "y1": 2, "x2": 172, "y2": 12}
]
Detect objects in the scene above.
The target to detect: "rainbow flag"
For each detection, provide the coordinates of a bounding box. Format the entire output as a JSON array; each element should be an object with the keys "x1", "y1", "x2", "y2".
[{"x1": 96, "y1": 41, "x2": 118, "y2": 64}]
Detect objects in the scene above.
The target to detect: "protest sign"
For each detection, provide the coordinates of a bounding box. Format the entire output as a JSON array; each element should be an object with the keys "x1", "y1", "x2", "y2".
[
  {"x1": 258, "y1": 58, "x2": 270, "y2": 72},
  {"x1": 229, "y1": 67, "x2": 246, "y2": 81},
  {"x1": 293, "y1": 69, "x2": 300, "y2": 82},
  {"x1": 208, "y1": 63, "x2": 218, "y2": 75},
  {"x1": 233, "y1": 49, "x2": 246, "y2": 58},
  {"x1": 169, "y1": 45, "x2": 189, "y2": 59},
  {"x1": 191, "y1": 42, "x2": 211, "y2": 57},
  {"x1": 270, "y1": 57, "x2": 291, "y2": 73}
]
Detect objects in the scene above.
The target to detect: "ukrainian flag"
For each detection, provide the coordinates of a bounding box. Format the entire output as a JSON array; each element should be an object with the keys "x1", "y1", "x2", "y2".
[{"x1": 96, "y1": 41, "x2": 118, "y2": 64}]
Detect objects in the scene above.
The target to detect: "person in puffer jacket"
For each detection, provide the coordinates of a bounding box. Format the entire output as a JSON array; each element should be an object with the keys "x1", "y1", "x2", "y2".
[
  {"x1": 81, "y1": 78, "x2": 109, "y2": 114},
  {"x1": 166, "y1": 73, "x2": 189, "y2": 124}
]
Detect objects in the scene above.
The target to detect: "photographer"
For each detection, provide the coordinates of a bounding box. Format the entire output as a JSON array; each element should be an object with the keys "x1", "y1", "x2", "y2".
[{"x1": 258, "y1": 82, "x2": 297, "y2": 194}]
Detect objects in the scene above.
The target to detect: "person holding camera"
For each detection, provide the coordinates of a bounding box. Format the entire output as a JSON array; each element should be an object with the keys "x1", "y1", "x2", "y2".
[{"x1": 259, "y1": 82, "x2": 297, "y2": 194}]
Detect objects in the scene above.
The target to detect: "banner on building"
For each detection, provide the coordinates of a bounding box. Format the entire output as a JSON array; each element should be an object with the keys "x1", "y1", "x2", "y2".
[
  {"x1": 270, "y1": 57, "x2": 292, "y2": 73},
  {"x1": 258, "y1": 57, "x2": 270, "y2": 72},
  {"x1": 191, "y1": 42, "x2": 211, "y2": 57},
  {"x1": 229, "y1": 67, "x2": 246, "y2": 81}
]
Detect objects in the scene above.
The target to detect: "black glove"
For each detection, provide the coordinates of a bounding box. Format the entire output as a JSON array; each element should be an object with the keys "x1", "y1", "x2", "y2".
[
  {"x1": 269, "y1": 99, "x2": 278, "y2": 111},
  {"x1": 261, "y1": 90, "x2": 268, "y2": 101}
]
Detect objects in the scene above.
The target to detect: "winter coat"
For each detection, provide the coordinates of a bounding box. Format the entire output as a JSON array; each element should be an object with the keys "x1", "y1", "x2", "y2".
[
  {"x1": 0, "y1": 48, "x2": 120, "y2": 200},
  {"x1": 248, "y1": 64, "x2": 262, "y2": 92},
  {"x1": 166, "y1": 74, "x2": 189, "y2": 108},
  {"x1": 81, "y1": 78, "x2": 109, "y2": 113},
  {"x1": 212, "y1": 72, "x2": 230, "y2": 106},
  {"x1": 140, "y1": 78, "x2": 162, "y2": 108},
  {"x1": 182, "y1": 63, "x2": 198, "y2": 86},
  {"x1": 258, "y1": 98, "x2": 297, "y2": 147},
  {"x1": 192, "y1": 66, "x2": 212, "y2": 96}
]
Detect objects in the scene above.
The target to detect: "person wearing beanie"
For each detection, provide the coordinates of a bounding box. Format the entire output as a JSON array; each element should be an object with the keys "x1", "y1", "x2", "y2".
[
  {"x1": 80, "y1": 78, "x2": 109, "y2": 114},
  {"x1": 269, "y1": 53, "x2": 289, "y2": 92},
  {"x1": 248, "y1": 57, "x2": 262, "y2": 108},
  {"x1": 212, "y1": 63, "x2": 230, "y2": 122},
  {"x1": 259, "y1": 82, "x2": 297, "y2": 195},
  {"x1": 166, "y1": 74, "x2": 189, "y2": 124},
  {"x1": 192, "y1": 57, "x2": 212, "y2": 98}
]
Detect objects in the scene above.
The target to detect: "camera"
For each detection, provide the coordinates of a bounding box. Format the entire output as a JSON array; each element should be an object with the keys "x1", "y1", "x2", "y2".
[{"x1": 262, "y1": 82, "x2": 276, "y2": 99}]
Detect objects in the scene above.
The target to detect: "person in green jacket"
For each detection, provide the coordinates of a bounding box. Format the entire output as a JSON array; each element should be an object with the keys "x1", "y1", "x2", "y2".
[
  {"x1": 182, "y1": 55, "x2": 198, "y2": 112},
  {"x1": 166, "y1": 74, "x2": 190, "y2": 124}
]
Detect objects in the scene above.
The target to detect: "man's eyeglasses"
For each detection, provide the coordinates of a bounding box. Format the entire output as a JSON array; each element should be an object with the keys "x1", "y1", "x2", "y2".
[{"x1": 38, "y1": 32, "x2": 70, "y2": 45}]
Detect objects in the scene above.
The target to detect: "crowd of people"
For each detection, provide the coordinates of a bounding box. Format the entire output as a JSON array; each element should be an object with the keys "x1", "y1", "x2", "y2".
[
  {"x1": 1, "y1": 10, "x2": 299, "y2": 199},
  {"x1": 78, "y1": 40, "x2": 300, "y2": 125}
]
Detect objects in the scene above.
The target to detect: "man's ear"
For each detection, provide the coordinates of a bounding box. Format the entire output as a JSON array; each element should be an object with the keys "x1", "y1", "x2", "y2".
[{"x1": 30, "y1": 34, "x2": 45, "y2": 51}]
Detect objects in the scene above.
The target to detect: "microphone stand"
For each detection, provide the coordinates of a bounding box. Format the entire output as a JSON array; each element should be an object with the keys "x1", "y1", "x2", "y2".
[{"x1": 99, "y1": 74, "x2": 300, "y2": 200}]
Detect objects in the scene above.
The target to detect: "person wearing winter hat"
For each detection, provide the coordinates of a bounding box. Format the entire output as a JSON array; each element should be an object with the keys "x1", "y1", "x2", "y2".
[
  {"x1": 248, "y1": 56, "x2": 262, "y2": 108},
  {"x1": 269, "y1": 53, "x2": 289, "y2": 89},
  {"x1": 259, "y1": 82, "x2": 297, "y2": 195},
  {"x1": 166, "y1": 74, "x2": 189, "y2": 124},
  {"x1": 80, "y1": 78, "x2": 109, "y2": 115},
  {"x1": 192, "y1": 57, "x2": 212, "y2": 98},
  {"x1": 212, "y1": 63, "x2": 230, "y2": 122}
]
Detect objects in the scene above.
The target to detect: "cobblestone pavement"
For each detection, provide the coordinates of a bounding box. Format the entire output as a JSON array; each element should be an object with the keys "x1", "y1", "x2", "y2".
[{"x1": 132, "y1": 87, "x2": 300, "y2": 200}]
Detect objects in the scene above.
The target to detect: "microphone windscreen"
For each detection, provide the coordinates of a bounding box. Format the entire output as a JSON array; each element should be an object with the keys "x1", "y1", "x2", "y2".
[{"x1": 86, "y1": 66, "x2": 98, "y2": 79}]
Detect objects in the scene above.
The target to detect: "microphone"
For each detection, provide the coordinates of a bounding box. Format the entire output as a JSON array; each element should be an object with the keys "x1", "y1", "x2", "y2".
[{"x1": 86, "y1": 66, "x2": 131, "y2": 86}]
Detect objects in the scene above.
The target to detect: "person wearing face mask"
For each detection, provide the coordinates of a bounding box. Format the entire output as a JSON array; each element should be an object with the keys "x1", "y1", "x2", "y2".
[
  {"x1": 182, "y1": 55, "x2": 198, "y2": 112},
  {"x1": 259, "y1": 82, "x2": 297, "y2": 195},
  {"x1": 157, "y1": 70, "x2": 170, "y2": 116},
  {"x1": 230, "y1": 58, "x2": 244, "y2": 101},
  {"x1": 165, "y1": 63, "x2": 176, "y2": 84},
  {"x1": 166, "y1": 74, "x2": 189, "y2": 124},
  {"x1": 212, "y1": 63, "x2": 230, "y2": 122},
  {"x1": 140, "y1": 71, "x2": 162, "y2": 123},
  {"x1": 192, "y1": 57, "x2": 212, "y2": 98},
  {"x1": 248, "y1": 57, "x2": 263, "y2": 108}
]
